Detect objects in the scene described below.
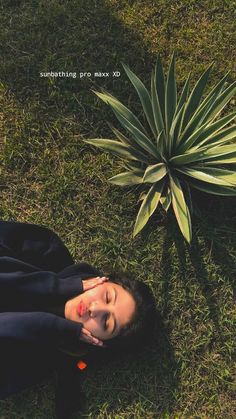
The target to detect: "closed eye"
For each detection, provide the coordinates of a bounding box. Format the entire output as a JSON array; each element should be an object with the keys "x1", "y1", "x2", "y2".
[
  {"x1": 106, "y1": 291, "x2": 110, "y2": 304},
  {"x1": 103, "y1": 312, "x2": 110, "y2": 330}
]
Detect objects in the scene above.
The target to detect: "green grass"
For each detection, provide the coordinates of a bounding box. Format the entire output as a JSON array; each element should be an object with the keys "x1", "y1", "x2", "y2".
[{"x1": 0, "y1": 0, "x2": 236, "y2": 418}]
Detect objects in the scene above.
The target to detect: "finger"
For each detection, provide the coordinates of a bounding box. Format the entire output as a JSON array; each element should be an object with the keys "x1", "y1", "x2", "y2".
[
  {"x1": 89, "y1": 334, "x2": 103, "y2": 346},
  {"x1": 81, "y1": 328, "x2": 93, "y2": 337},
  {"x1": 92, "y1": 276, "x2": 108, "y2": 285},
  {"x1": 81, "y1": 328, "x2": 104, "y2": 346},
  {"x1": 92, "y1": 339, "x2": 104, "y2": 346},
  {"x1": 97, "y1": 276, "x2": 109, "y2": 285},
  {"x1": 82, "y1": 277, "x2": 99, "y2": 291},
  {"x1": 82, "y1": 335, "x2": 103, "y2": 346},
  {"x1": 84, "y1": 276, "x2": 109, "y2": 291}
]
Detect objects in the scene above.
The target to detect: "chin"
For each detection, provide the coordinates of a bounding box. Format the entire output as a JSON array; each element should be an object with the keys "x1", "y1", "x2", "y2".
[{"x1": 64, "y1": 300, "x2": 74, "y2": 321}]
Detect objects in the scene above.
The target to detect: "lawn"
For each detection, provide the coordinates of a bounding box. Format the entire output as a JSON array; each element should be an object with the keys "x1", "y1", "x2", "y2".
[{"x1": 0, "y1": 0, "x2": 236, "y2": 418}]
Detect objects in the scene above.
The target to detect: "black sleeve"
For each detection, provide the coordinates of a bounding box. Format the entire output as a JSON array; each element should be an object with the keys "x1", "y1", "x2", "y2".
[
  {"x1": 0, "y1": 258, "x2": 100, "y2": 309},
  {"x1": 0, "y1": 312, "x2": 82, "y2": 351},
  {"x1": 0, "y1": 312, "x2": 84, "y2": 400},
  {"x1": 0, "y1": 220, "x2": 74, "y2": 272}
]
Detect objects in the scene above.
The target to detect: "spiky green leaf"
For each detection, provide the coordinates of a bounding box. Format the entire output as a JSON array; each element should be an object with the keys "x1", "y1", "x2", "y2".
[
  {"x1": 107, "y1": 123, "x2": 132, "y2": 146},
  {"x1": 151, "y1": 69, "x2": 165, "y2": 137},
  {"x1": 138, "y1": 191, "x2": 147, "y2": 201},
  {"x1": 170, "y1": 137, "x2": 236, "y2": 167},
  {"x1": 122, "y1": 63, "x2": 158, "y2": 138},
  {"x1": 169, "y1": 103, "x2": 185, "y2": 149},
  {"x1": 160, "y1": 187, "x2": 172, "y2": 212},
  {"x1": 181, "y1": 63, "x2": 213, "y2": 129},
  {"x1": 165, "y1": 53, "x2": 177, "y2": 137},
  {"x1": 179, "y1": 111, "x2": 236, "y2": 152},
  {"x1": 177, "y1": 166, "x2": 236, "y2": 186},
  {"x1": 109, "y1": 170, "x2": 144, "y2": 185},
  {"x1": 203, "y1": 144, "x2": 236, "y2": 164},
  {"x1": 170, "y1": 146, "x2": 210, "y2": 165},
  {"x1": 143, "y1": 162, "x2": 168, "y2": 183},
  {"x1": 179, "y1": 95, "x2": 216, "y2": 147},
  {"x1": 175, "y1": 73, "x2": 190, "y2": 116},
  {"x1": 84, "y1": 139, "x2": 149, "y2": 162},
  {"x1": 112, "y1": 108, "x2": 161, "y2": 159},
  {"x1": 176, "y1": 74, "x2": 229, "y2": 152},
  {"x1": 188, "y1": 178, "x2": 236, "y2": 196},
  {"x1": 205, "y1": 125, "x2": 236, "y2": 147},
  {"x1": 124, "y1": 160, "x2": 144, "y2": 171},
  {"x1": 174, "y1": 77, "x2": 191, "y2": 148},
  {"x1": 155, "y1": 55, "x2": 166, "y2": 121},
  {"x1": 197, "y1": 72, "x2": 228, "y2": 111},
  {"x1": 93, "y1": 90, "x2": 148, "y2": 136},
  {"x1": 184, "y1": 182, "x2": 193, "y2": 216},
  {"x1": 181, "y1": 73, "x2": 229, "y2": 143},
  {"x1": 170, "y1": 175, "x2": 192, "y2": 243},
  {"x1": 108, "y1": 123, "x2": 148, "y2": 154},
  {"x1": 201, "y1": 80, "x2": 236, "y2": 124},
  {"x1": 133, "y1": 180, "x2": 165, "y2": 236},
  {"x1": 156, "y1": 131, "x2": 168, "y2": 162}
]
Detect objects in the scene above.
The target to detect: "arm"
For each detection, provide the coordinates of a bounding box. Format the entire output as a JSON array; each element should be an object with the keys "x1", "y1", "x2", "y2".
[
  {"x1": 0, "y1": 220, "x2": 74, "y2": 271},
  {"x1": 0, "y1": 315, "x2": 100, "y2": 401},
  {"x1": 0, "y1": 258, "x2": 100, "y2": 309},
  {"x1": 0, "y1": 312, "x2": 103, "y2": 350},
  {"x1": 0, "y1": 312, "x2": 82, "y2": 351}
]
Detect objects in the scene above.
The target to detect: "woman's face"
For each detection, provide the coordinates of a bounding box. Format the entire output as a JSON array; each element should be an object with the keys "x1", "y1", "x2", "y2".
[{"x1": 64, "y1": 281, "x2": 136, "y2": 340}]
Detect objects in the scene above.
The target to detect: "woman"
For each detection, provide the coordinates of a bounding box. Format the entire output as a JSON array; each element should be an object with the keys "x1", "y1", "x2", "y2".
[{"x1": 0, "y1": 220, "x2": 156, "y2": 417}]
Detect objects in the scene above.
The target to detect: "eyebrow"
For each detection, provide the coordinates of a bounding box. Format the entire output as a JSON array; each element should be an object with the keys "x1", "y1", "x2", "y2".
[{"x1": 111, "y1": 287, "x2": 117, "y2": 335}]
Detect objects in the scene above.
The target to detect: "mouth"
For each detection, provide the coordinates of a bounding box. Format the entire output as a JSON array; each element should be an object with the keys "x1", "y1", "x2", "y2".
[{"x1": 77, "y1": 301, "x2": 87, "y2": 317}]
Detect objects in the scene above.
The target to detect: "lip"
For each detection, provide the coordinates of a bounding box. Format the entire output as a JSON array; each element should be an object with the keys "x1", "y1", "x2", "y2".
[{"x1": 77, "y1": 301, "x2": 87, "y2": 317}]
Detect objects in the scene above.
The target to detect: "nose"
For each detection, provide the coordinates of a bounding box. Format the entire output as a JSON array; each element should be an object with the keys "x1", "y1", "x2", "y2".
[{"x1": 89, "y1": 301, "x2": 108, "y2": 318}]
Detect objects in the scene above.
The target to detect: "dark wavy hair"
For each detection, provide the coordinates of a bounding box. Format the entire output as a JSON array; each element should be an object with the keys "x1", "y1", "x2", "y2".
[{"x1": 103, "y1": 271, "x2": 157, "y2": 353}]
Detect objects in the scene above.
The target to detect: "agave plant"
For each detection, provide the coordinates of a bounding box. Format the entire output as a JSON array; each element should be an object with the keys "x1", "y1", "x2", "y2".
[{"x1": 84, "y1": 54, "x2": 236, "y2": 242}]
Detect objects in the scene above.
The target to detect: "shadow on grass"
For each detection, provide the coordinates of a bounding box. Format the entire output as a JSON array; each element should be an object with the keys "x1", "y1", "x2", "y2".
[
  {"x1": 187, "y1": 234, "x2": 221, "y2": 327},
  {"x1": 133, "y1": 220, "x2": 182, "y2": 416},
  {"x1": 81, "y1": 313, "x2": 179, "y2": 418},
  {"x1": 1, "y1": 0, "x2": 156, "y2": 137},
  {"x1": 161, "y1": 190, "x2": 235, "y2": 340},
  {"x1": 192, "y1": 191, "x2": 236, "y2": 295}
]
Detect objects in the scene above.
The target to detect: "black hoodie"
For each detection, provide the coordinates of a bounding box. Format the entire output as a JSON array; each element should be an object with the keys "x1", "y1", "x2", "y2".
[{"x1": 0, "y1": 220, "x2": 100, "y2": 417}]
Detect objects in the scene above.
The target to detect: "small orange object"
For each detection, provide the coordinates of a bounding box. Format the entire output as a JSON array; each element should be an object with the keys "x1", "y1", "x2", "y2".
[{"x1": 77, "y1": 360, "x2": 87, "y2": 370}]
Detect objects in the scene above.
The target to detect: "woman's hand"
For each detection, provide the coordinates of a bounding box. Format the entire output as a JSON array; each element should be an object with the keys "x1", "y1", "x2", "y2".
[
  {"x1": 80, "y1": 327, "x2": 104, "y2": 347},
  {"x1": 82, "y1": 276, "x2": 109, "y2": 292}
]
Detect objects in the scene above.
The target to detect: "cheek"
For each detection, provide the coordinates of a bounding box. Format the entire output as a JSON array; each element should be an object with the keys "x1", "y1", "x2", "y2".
[
  {"x1": 84, "y1": 287, "x2": 103, "y2": 300},
  {"x1": 71, "y1": 294, "x2": 83, "y2": 306},
  {"x1": 81, "y1": 285, "x2": 107, "y2": 312},
  {"x1": 82, "y1": 317, "x2": 111, "y2": 340},
  {"x1": 83, "y1": 317, "x2": 101, "y2": 336}
]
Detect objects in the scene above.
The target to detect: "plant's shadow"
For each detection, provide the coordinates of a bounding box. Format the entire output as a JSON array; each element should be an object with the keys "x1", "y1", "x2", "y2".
[
  {"x1": 159, "y1": 191, "x2": 235, "y2": 346},
  {"x1": 192, "y1": 190, "x2": 236, "y2": 295}
]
